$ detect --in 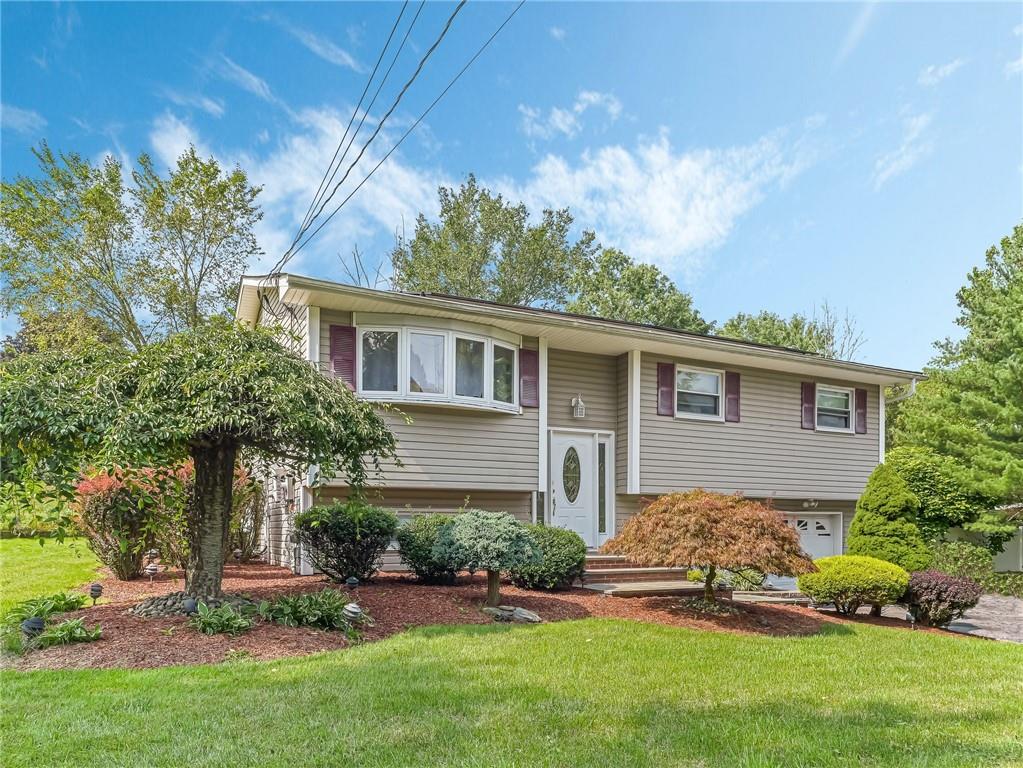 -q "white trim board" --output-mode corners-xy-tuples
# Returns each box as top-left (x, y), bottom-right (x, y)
(627, 350), (641, 493)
